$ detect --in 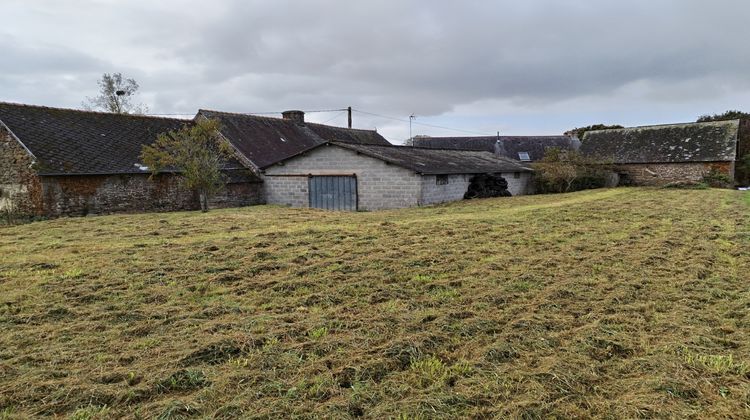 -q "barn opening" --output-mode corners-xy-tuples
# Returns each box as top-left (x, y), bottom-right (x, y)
(308, 175), (357, 211)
